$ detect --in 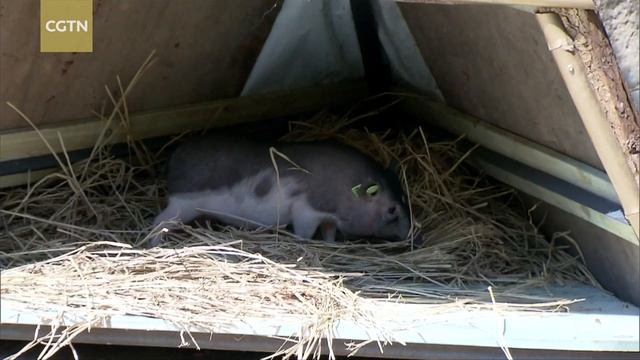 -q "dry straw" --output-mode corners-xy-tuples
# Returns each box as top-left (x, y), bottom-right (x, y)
(1, 53), (597, 359)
